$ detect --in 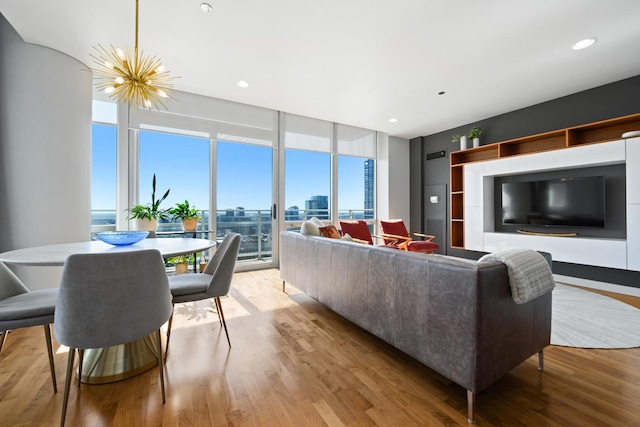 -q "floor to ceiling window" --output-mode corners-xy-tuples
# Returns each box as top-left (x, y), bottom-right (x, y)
(91, 94), (382, 269)
(336, 124), (377, 223)
(282, 114), (333, 226)
(338, 156), (375, 220)
(216, 140), (274, 263)
(91, 123), (117, 236)
(285, 150), (331, 221)
(138, 130), (210, 233)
